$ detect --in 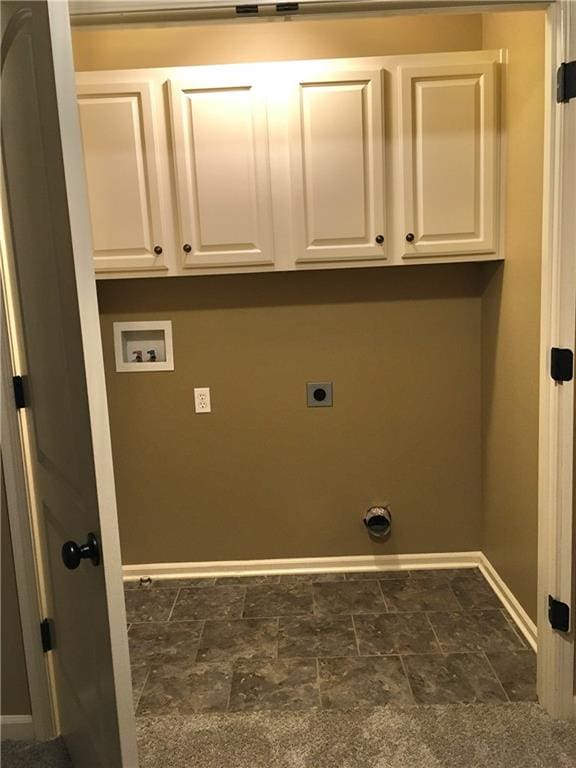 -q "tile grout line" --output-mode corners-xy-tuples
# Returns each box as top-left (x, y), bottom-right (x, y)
(350, 614), (362, 656)
(424, 612), (446, 656)
(394, 607), (502, 615)
(482, 651), (511, 703)
(275, 617), (280, 660)
(166, 588), (181, 622)
(240, 586), (248, 619)
(376, 580), (390, 612)
(309, 583), (318, 617)
(163, 649), (499, 668)
(187, 654), (370, 664)
(133, 667), (151, 715)
(224, 659), (234, 714)
(498, 608), (530, 650)
(500, 606), (518, 629)
(315, 657), (323, 709)
(194, 619), (207, 662)
(448, 582), (467, 612)
(397, 654), (417, 704)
